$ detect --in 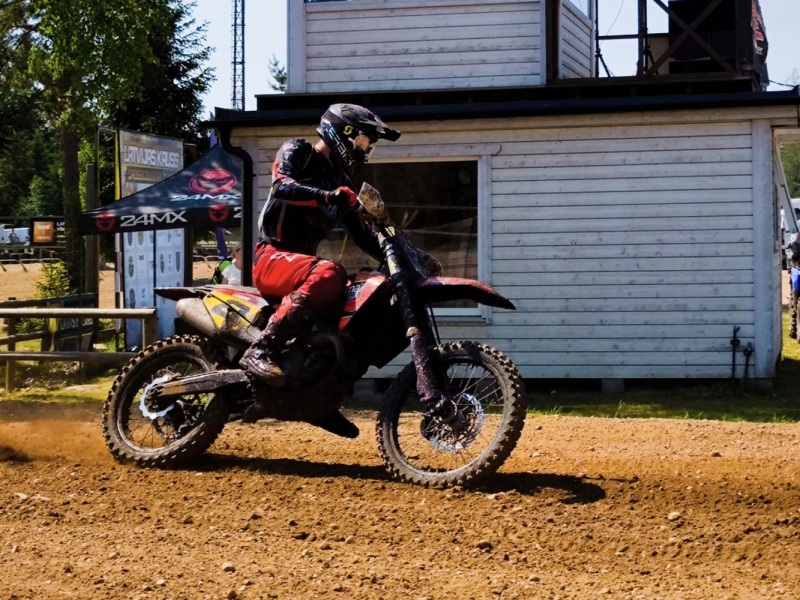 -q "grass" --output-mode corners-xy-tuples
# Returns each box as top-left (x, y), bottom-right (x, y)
(527, 385), (800, 423)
